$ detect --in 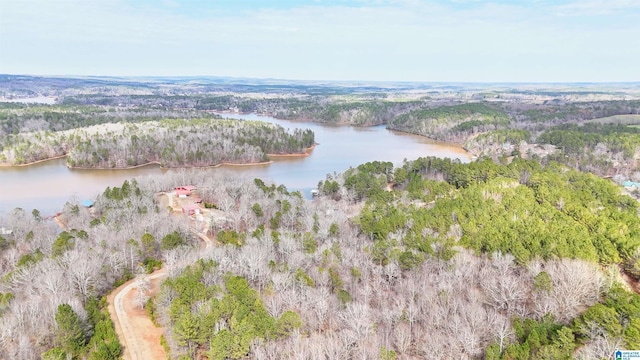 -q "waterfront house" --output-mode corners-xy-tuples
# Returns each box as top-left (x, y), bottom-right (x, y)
(182, 204), (201, 216)
(175, 185), (197, 197)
